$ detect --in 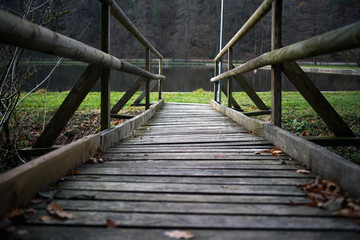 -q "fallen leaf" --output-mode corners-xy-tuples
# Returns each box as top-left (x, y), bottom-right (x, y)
(164, 230), (194, 239)
(333, 208), (360, 219)
(106, 218), (122, 229)
(296, 169), (310, 174)
(30, 195), (44, 204)
(46, 202), (73, 219)
(254, 151), (261, 155)
(40, 215), (53, 222)
(221, 185), (229, 189)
